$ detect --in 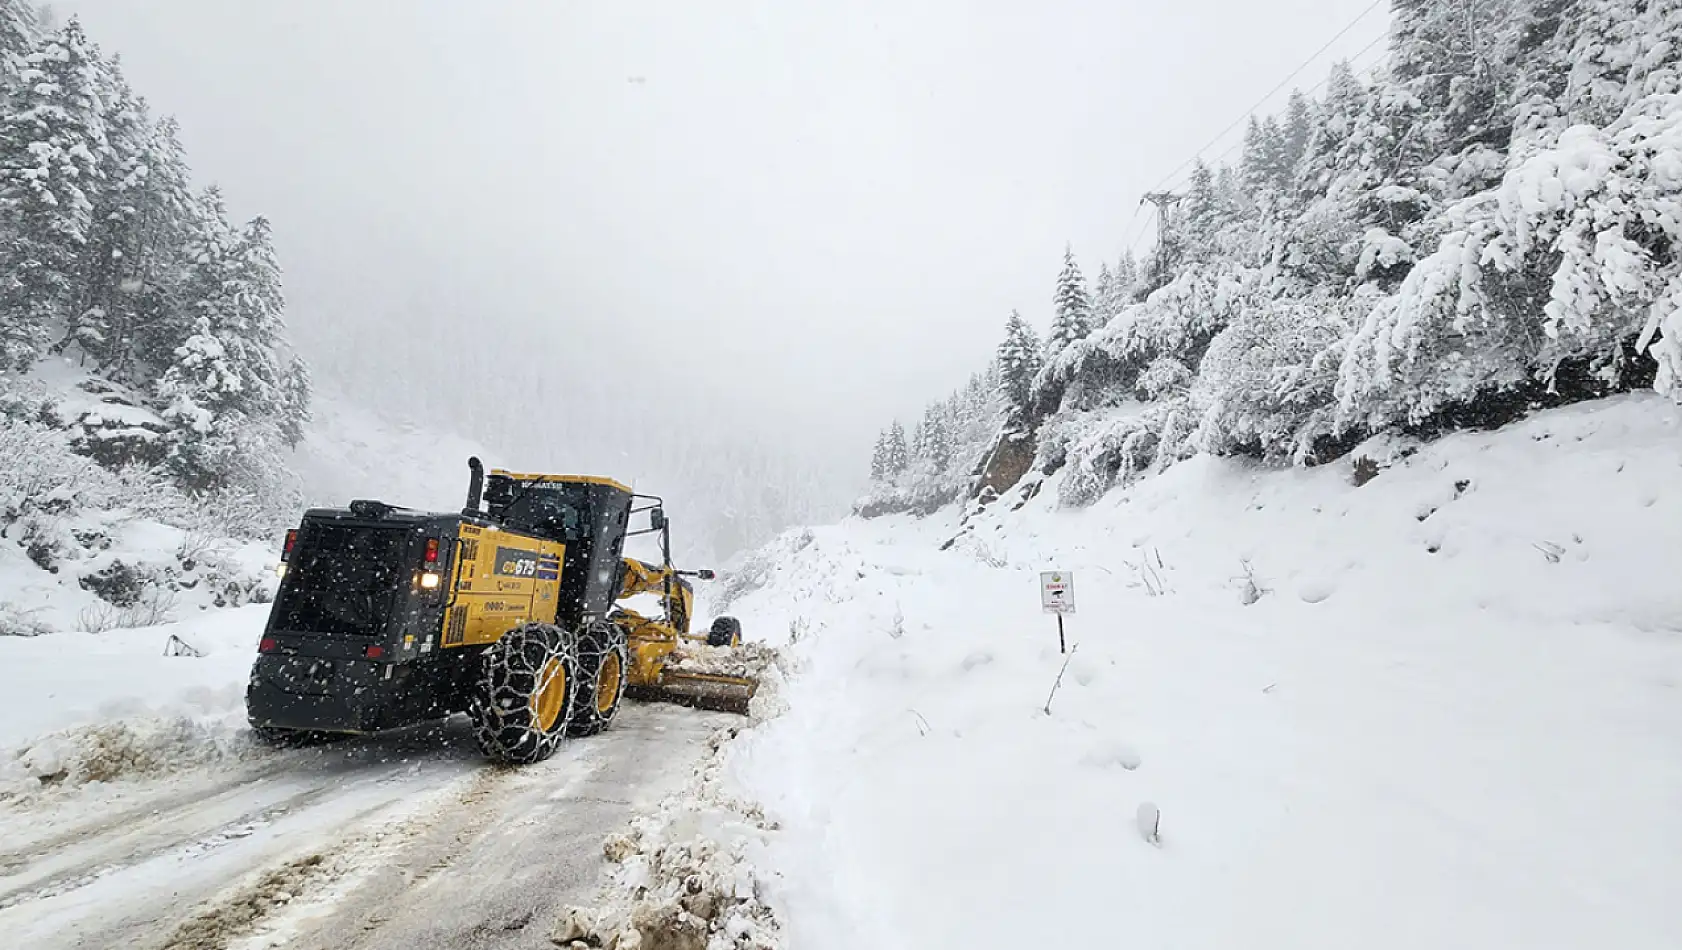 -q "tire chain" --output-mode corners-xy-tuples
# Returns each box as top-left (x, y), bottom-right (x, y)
(470, 623), (580, 764)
